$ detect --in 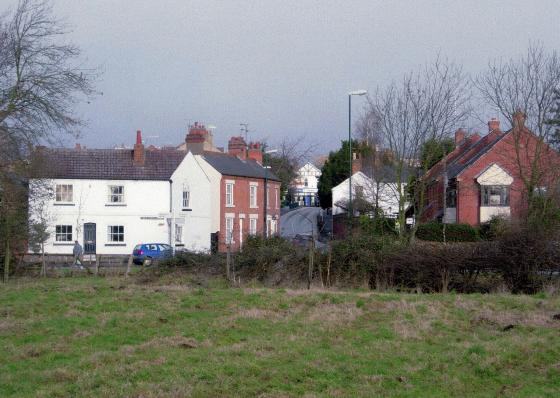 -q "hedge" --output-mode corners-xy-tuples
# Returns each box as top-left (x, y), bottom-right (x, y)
(416, 222), (479, 242)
